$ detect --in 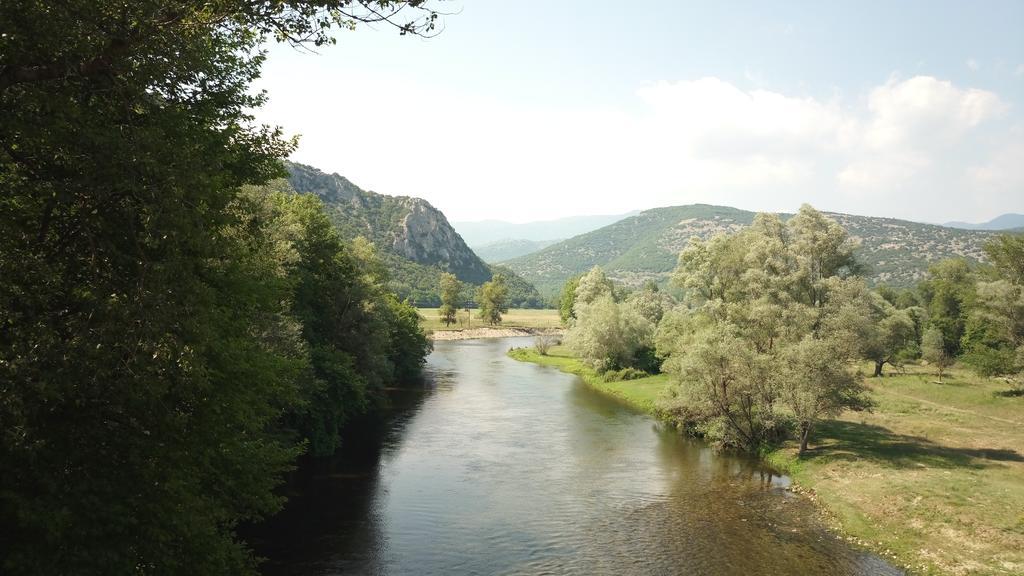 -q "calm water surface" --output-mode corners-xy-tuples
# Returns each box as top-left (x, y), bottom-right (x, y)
(255, 337), (900, 575)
